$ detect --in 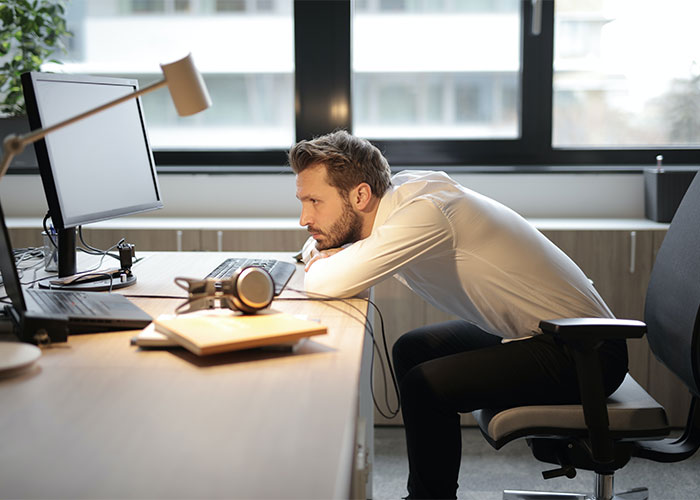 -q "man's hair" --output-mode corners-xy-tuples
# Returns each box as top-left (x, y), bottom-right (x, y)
(288, 130), (392, 198)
